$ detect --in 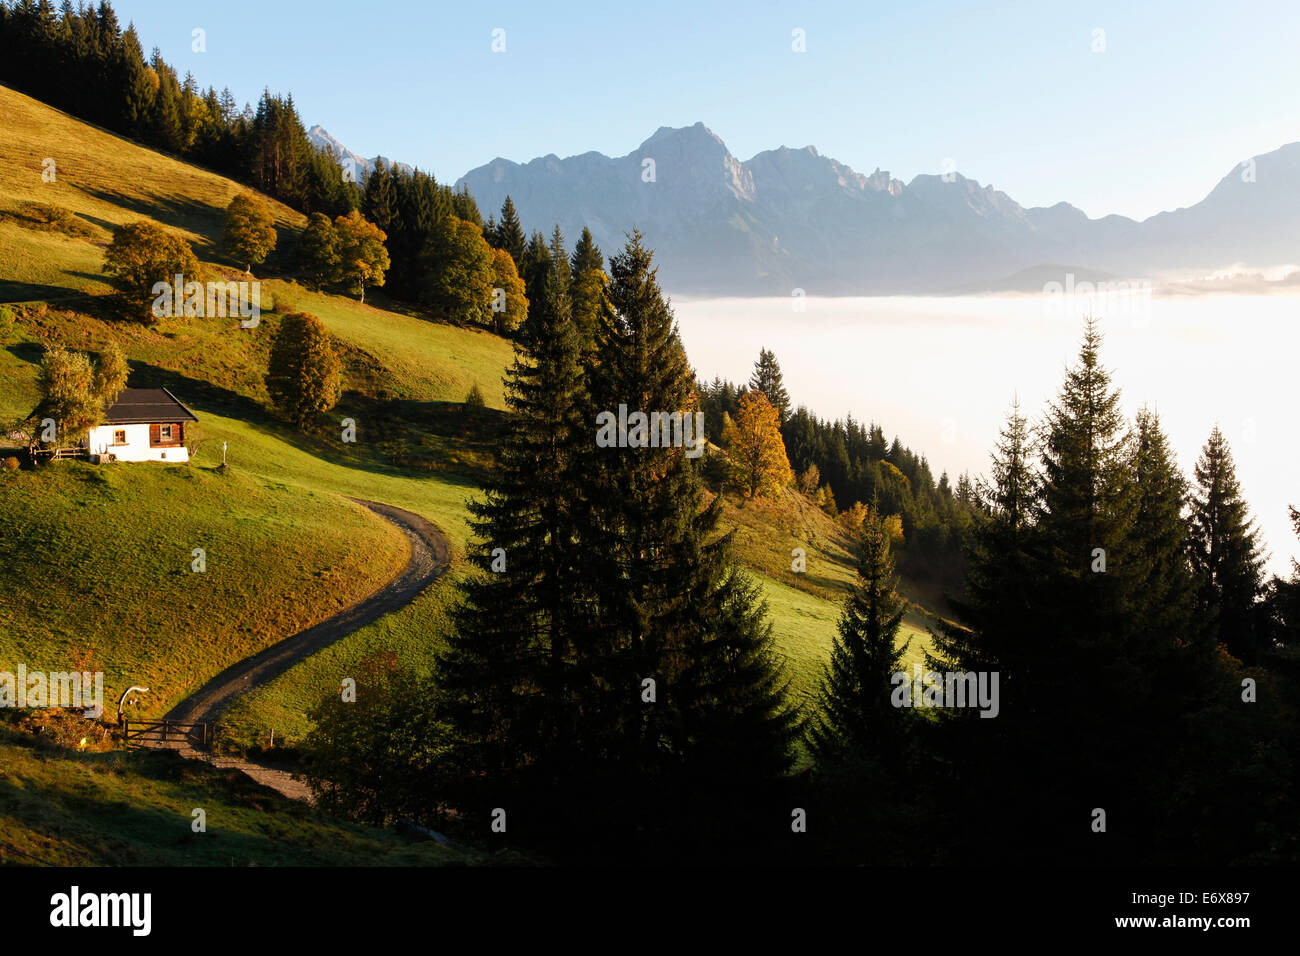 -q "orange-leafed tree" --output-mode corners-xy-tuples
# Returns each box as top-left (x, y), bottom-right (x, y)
(489, 247), (528, 335)
(333, 210), (390, 303)
(722, 389), (793, 499)
(223, 192), (277, 274)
